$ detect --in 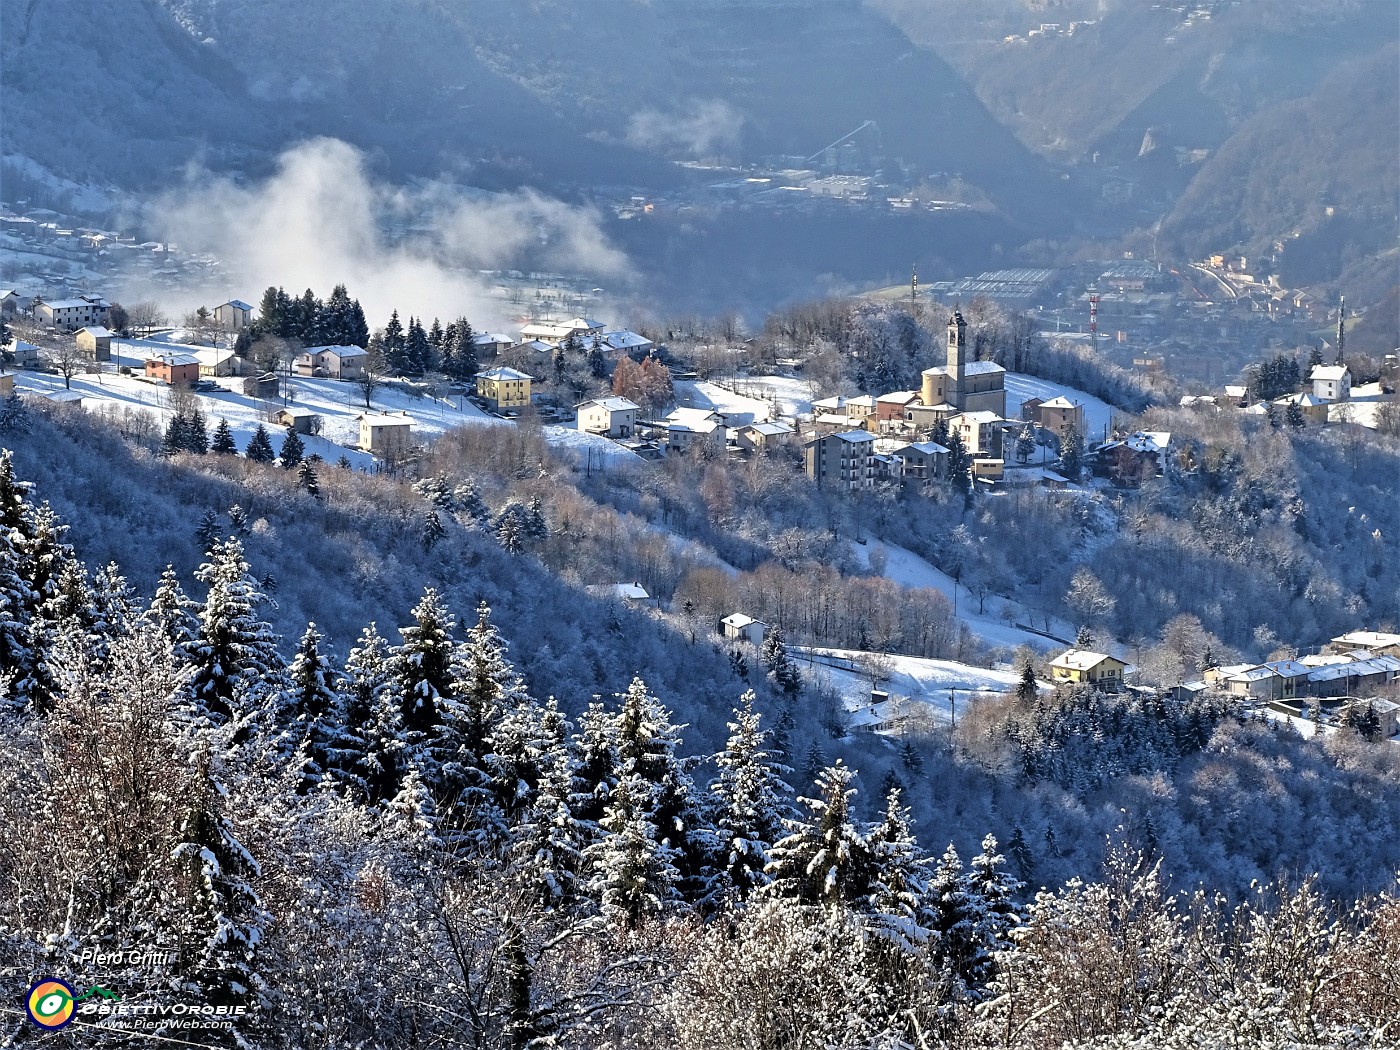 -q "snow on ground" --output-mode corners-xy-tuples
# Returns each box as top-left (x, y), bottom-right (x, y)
(19, 335), (644, 469)
(796, 645), (1021, 726)
(849, 538), (1074, 653)
(673, 380), (774, 425)
(1004, 372), (1121, 445)
(721, 375), (815, 419)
